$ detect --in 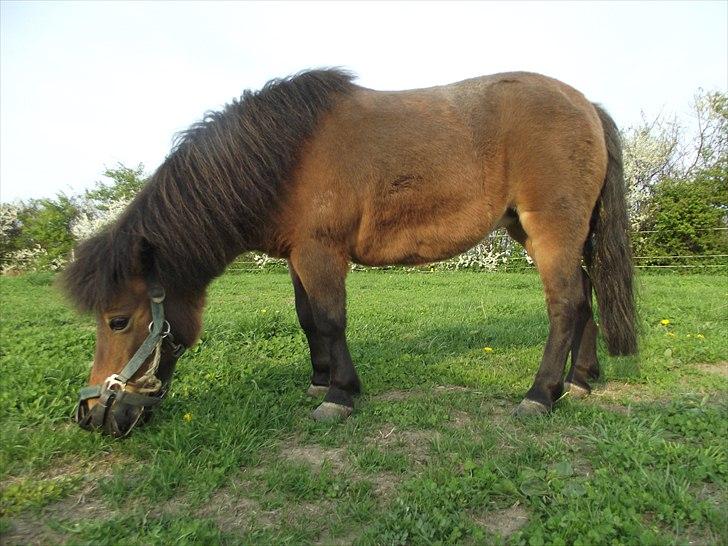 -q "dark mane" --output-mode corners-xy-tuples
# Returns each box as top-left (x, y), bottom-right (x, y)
(62, 69), (356, 311)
